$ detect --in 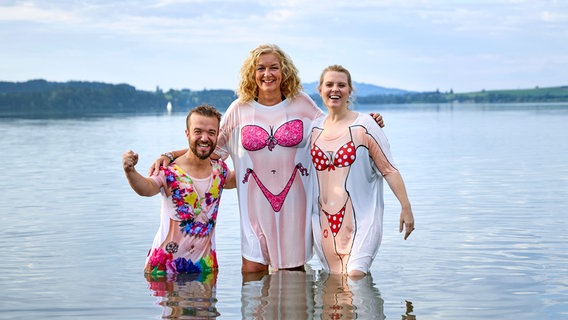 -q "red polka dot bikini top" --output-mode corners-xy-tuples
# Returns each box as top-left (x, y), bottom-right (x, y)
(310, 141), (357, 171)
